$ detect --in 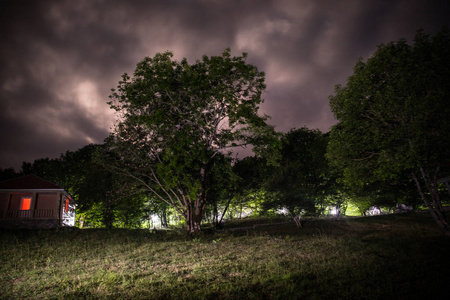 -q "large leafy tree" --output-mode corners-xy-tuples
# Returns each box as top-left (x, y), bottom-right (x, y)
(327, 28), (450, 235)
(106, 49), (278, 234)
